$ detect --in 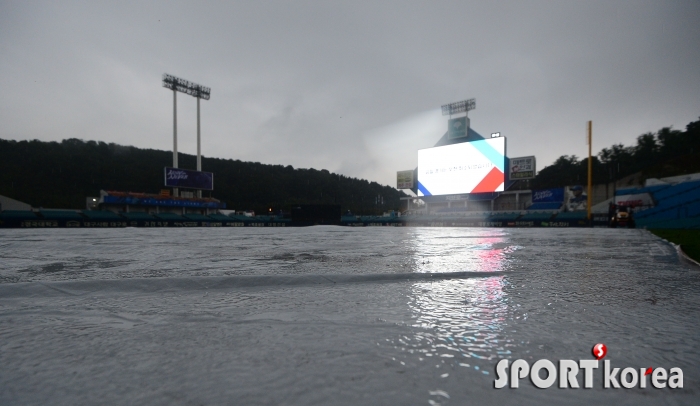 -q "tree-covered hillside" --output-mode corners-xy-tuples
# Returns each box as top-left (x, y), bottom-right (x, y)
(0, 138), (407, 214)
(4, 116), (697, 211)
(531, 117), (700, 189)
